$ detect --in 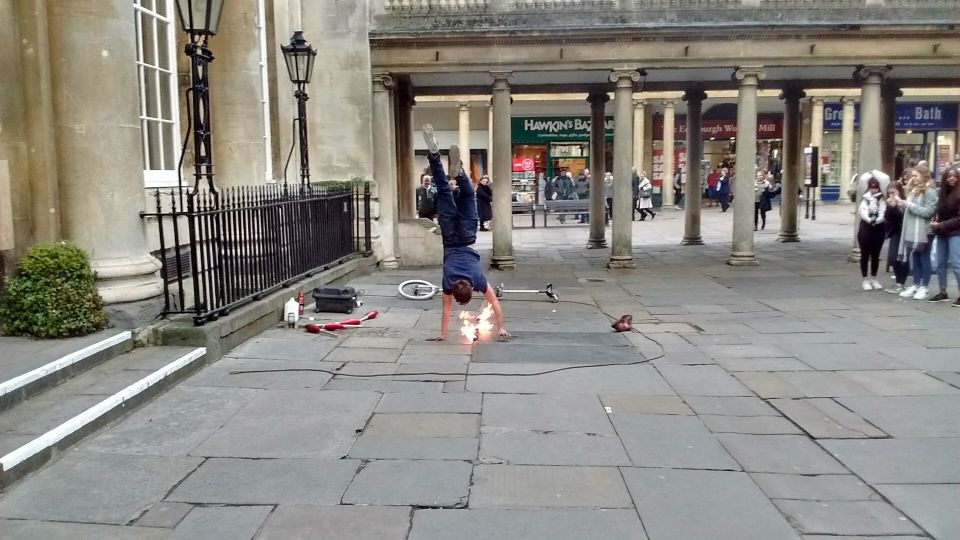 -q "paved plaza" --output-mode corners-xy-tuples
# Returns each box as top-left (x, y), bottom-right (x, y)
(1, 204), (958, 539)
